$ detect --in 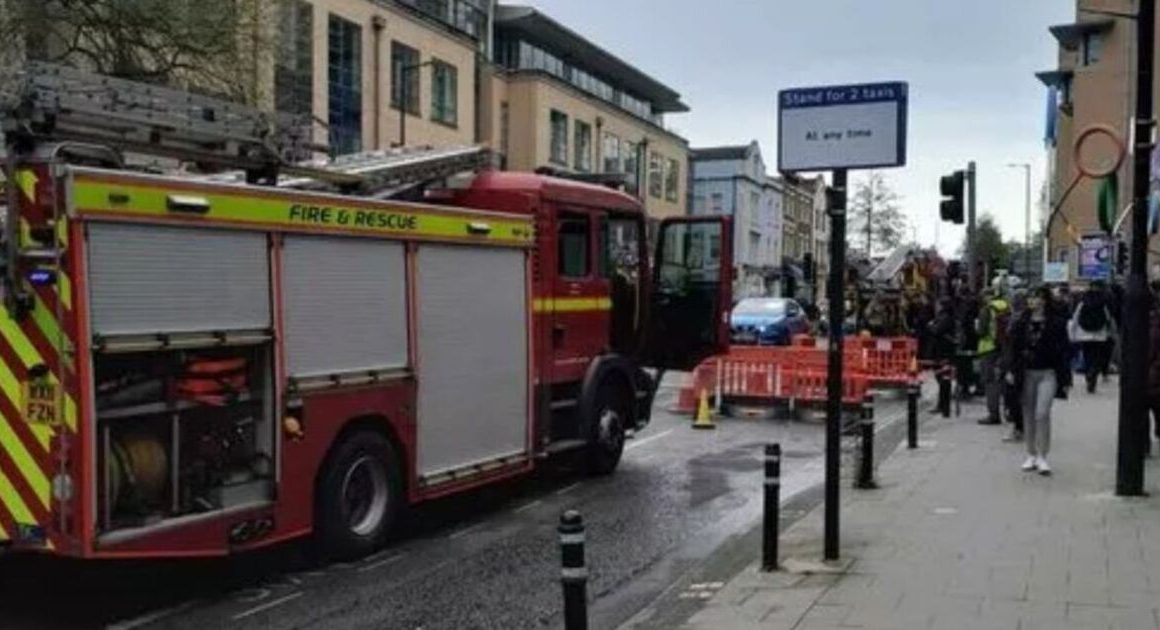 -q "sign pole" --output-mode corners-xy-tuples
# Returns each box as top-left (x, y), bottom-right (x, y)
(777, 81), (907, 561)
(824, 168), (847, 561)
(1116, 0), (1154, 497)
